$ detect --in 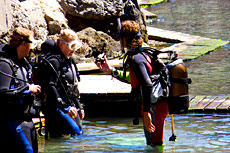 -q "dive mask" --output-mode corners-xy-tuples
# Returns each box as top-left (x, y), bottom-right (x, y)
(30, 39), (38, 49)
(64, 40), (82, 51)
